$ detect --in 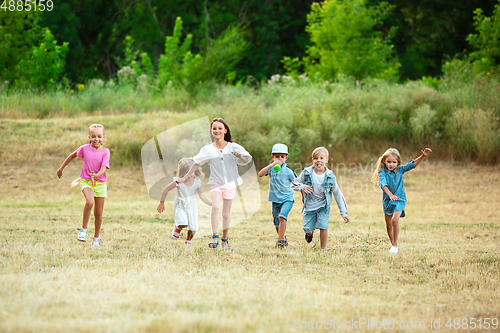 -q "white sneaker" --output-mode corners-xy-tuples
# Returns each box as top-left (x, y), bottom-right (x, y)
(390, 246), (398, 253)
(77, 228), (87, 242)
(92, 237), (101, 247)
